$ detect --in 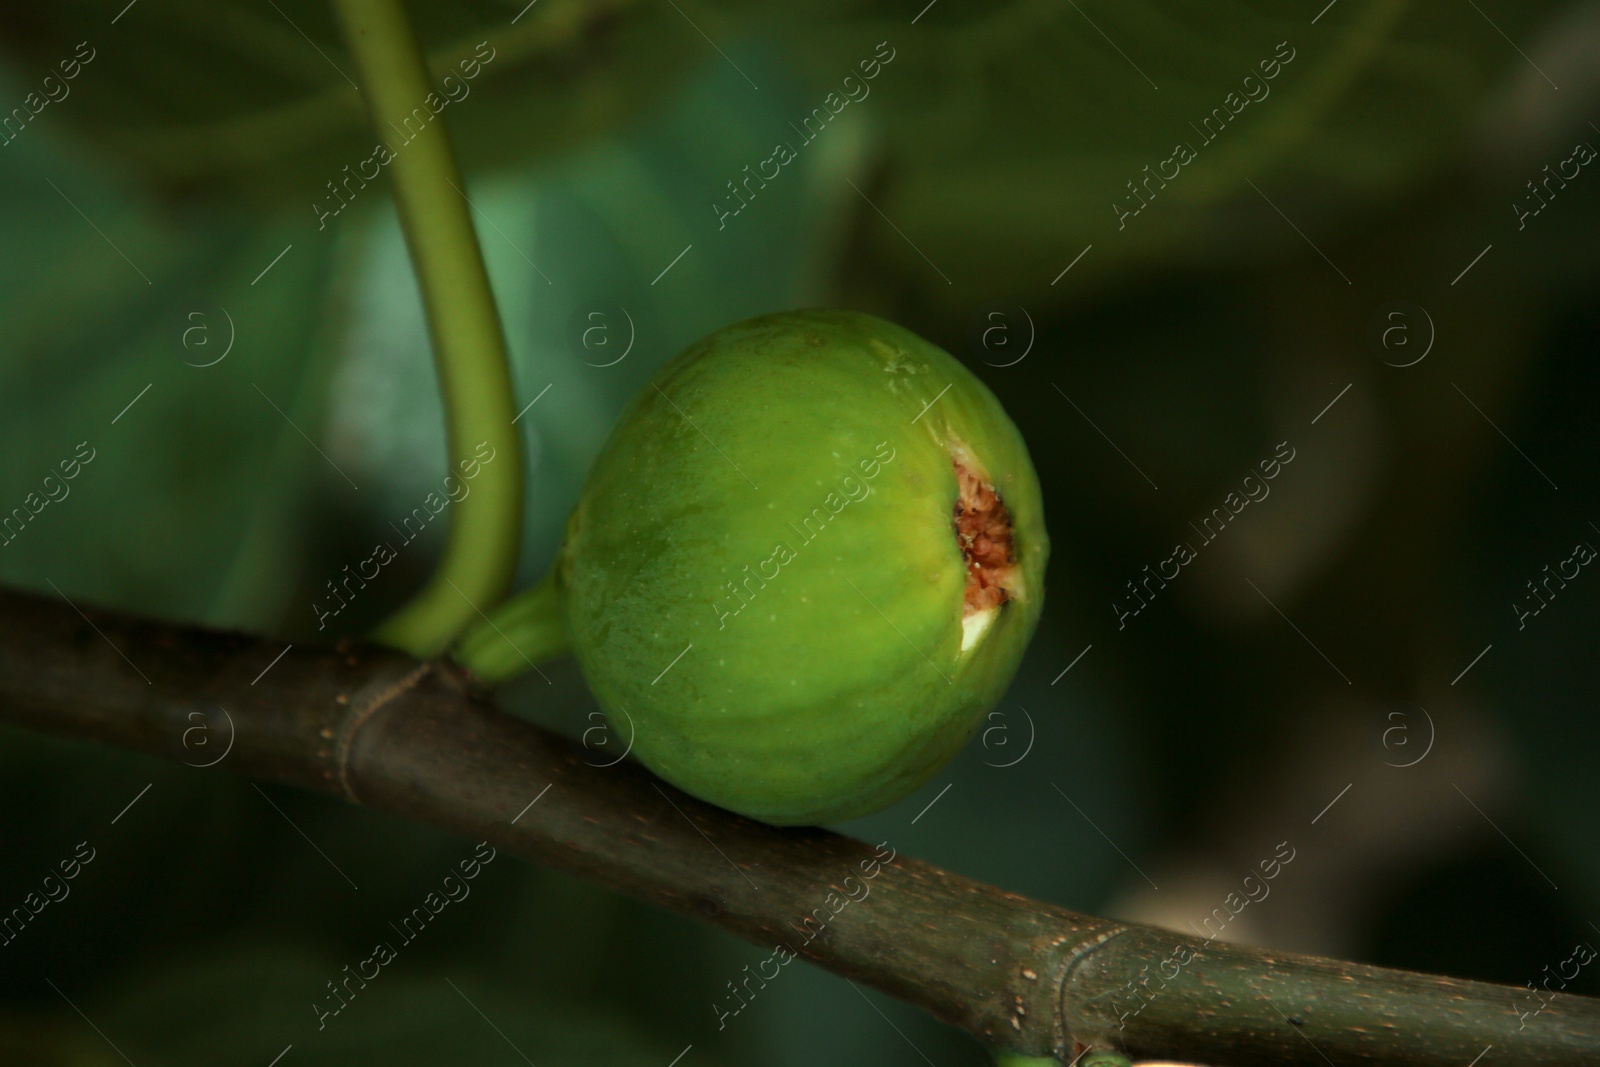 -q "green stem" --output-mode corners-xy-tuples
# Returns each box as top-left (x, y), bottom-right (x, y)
(332, 0), (524, 657)
(453, 567), (571, 682)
